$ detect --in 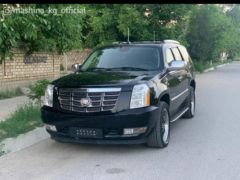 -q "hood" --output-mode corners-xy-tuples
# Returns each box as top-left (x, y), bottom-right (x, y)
(52, 71), (158, 88)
